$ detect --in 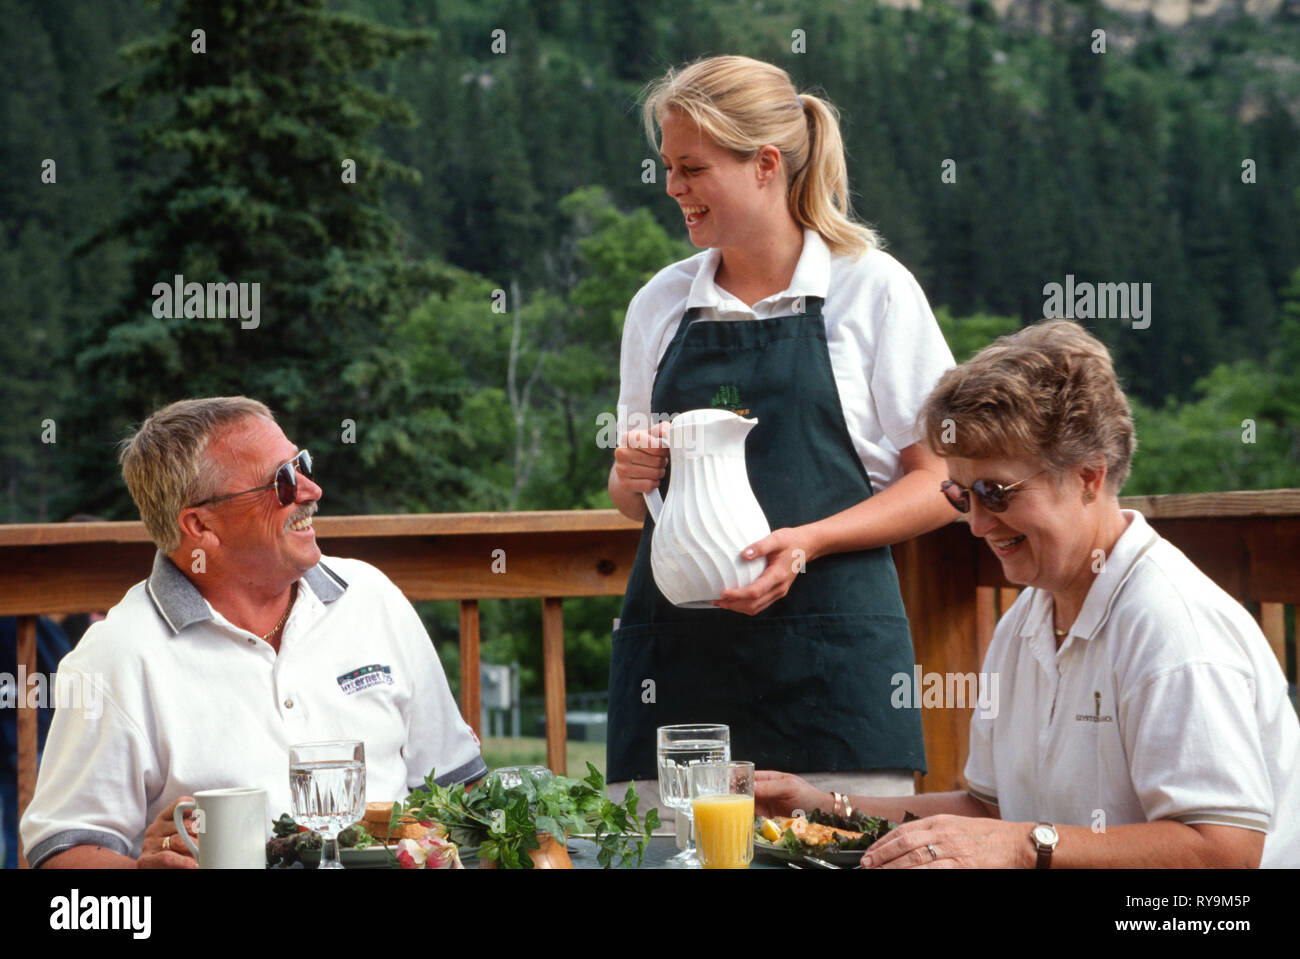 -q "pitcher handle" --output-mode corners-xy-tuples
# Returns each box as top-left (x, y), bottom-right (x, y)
(642, 489), (663, 524)
(173, 800), (201, 858)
